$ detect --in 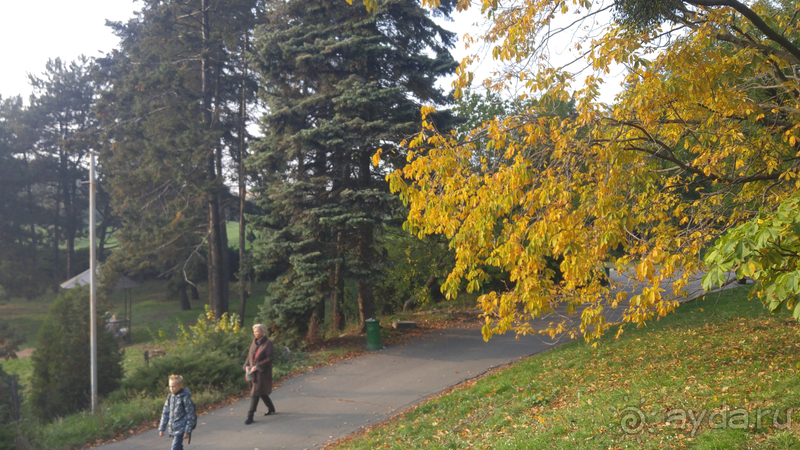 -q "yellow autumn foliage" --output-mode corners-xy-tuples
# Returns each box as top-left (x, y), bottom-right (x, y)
(379, 0), (800, 341)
